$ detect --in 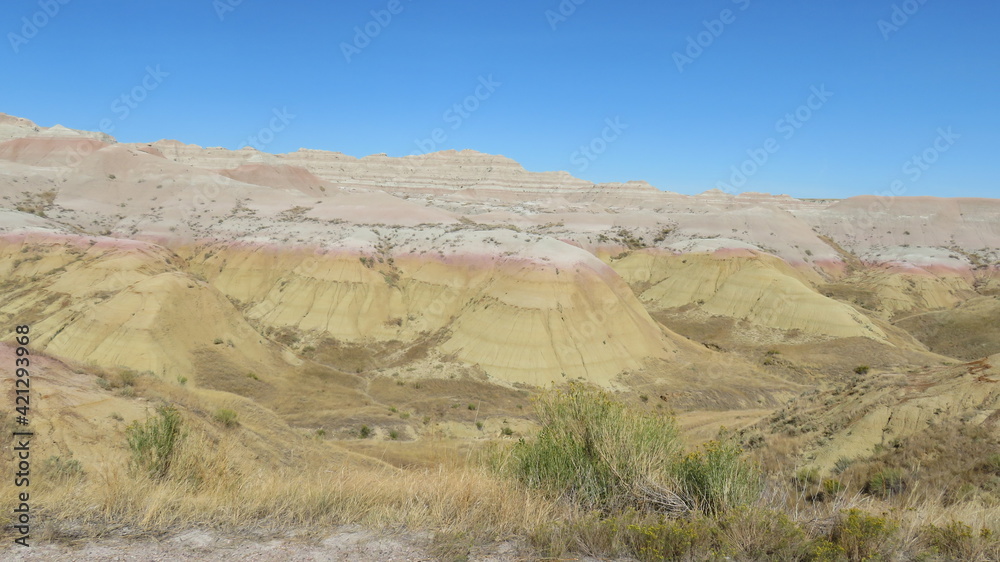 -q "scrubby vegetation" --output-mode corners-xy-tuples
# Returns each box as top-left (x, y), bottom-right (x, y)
(125, 405), (184, 479)
(4, 384), (999, 560)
